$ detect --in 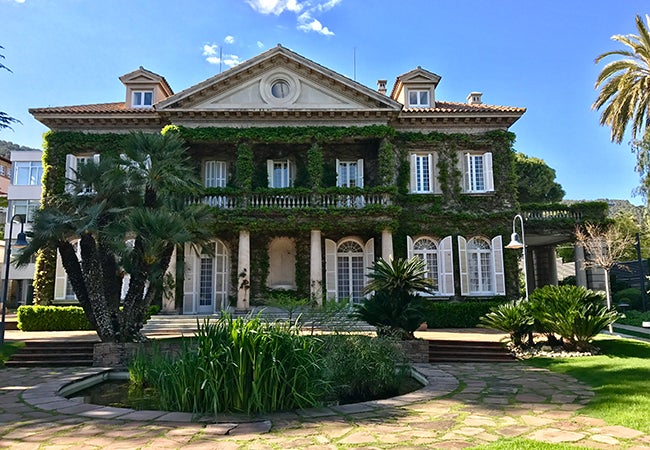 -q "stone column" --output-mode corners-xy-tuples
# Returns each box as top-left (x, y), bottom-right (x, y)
(574, 243), (587, 288)
(310, 230), (323, 305)
(237, 230), (251, 311)
(162, 247), (176, 313)
(381, 229), (393, 261)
